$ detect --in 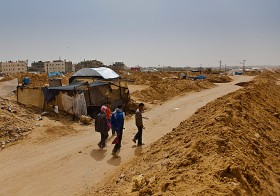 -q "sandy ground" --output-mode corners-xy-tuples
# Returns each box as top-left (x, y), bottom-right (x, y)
(91, 71), (280, 195)
(0, 75), (254, 196)
(127, 84), (149, 93)
(0, 78), (18, 98)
